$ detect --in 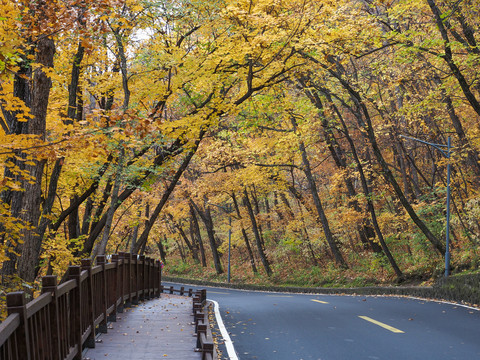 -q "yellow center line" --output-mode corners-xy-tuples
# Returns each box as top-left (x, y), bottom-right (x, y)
(358, 316), (404, 333)
(266, 295), (293, 298)
(208, 291), (230, 295)
(311, 299), (329, 304)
